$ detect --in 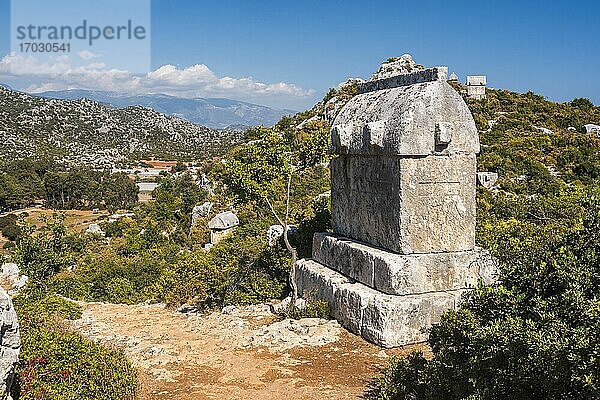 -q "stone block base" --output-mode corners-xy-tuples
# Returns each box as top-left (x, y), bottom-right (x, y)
(296, 259), (462, 347)
(312, 233), (497, 296)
